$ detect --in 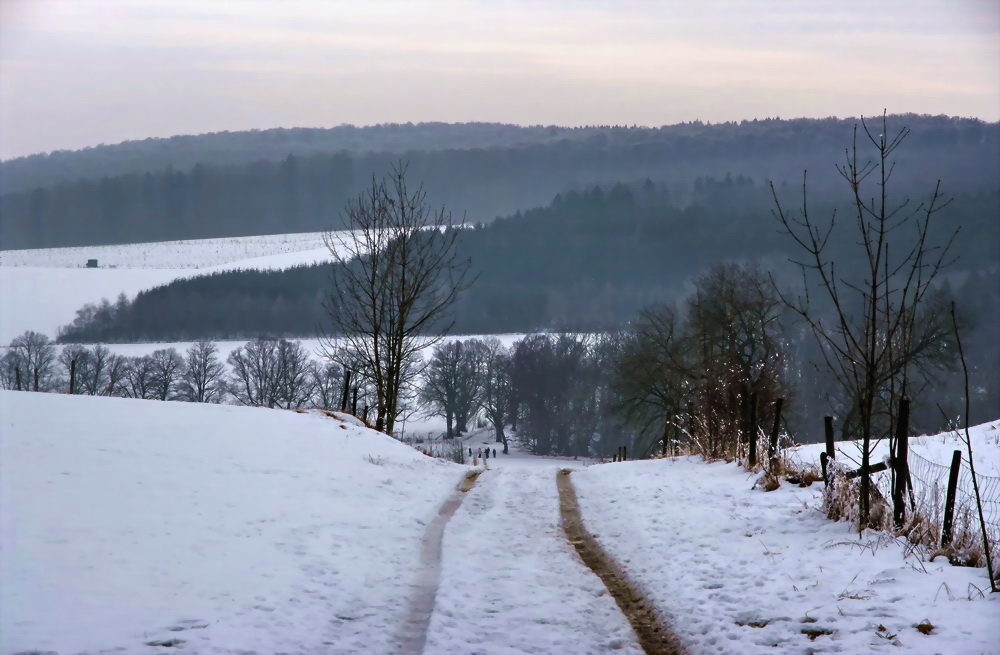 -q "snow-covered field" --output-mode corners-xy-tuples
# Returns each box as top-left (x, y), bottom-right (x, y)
(0, 231), (351, 343)
(574, 452), (1000, 655)
(3, 390), (999, 654)
(0, 390), (464, 655)
(0, 232), (334, 270)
